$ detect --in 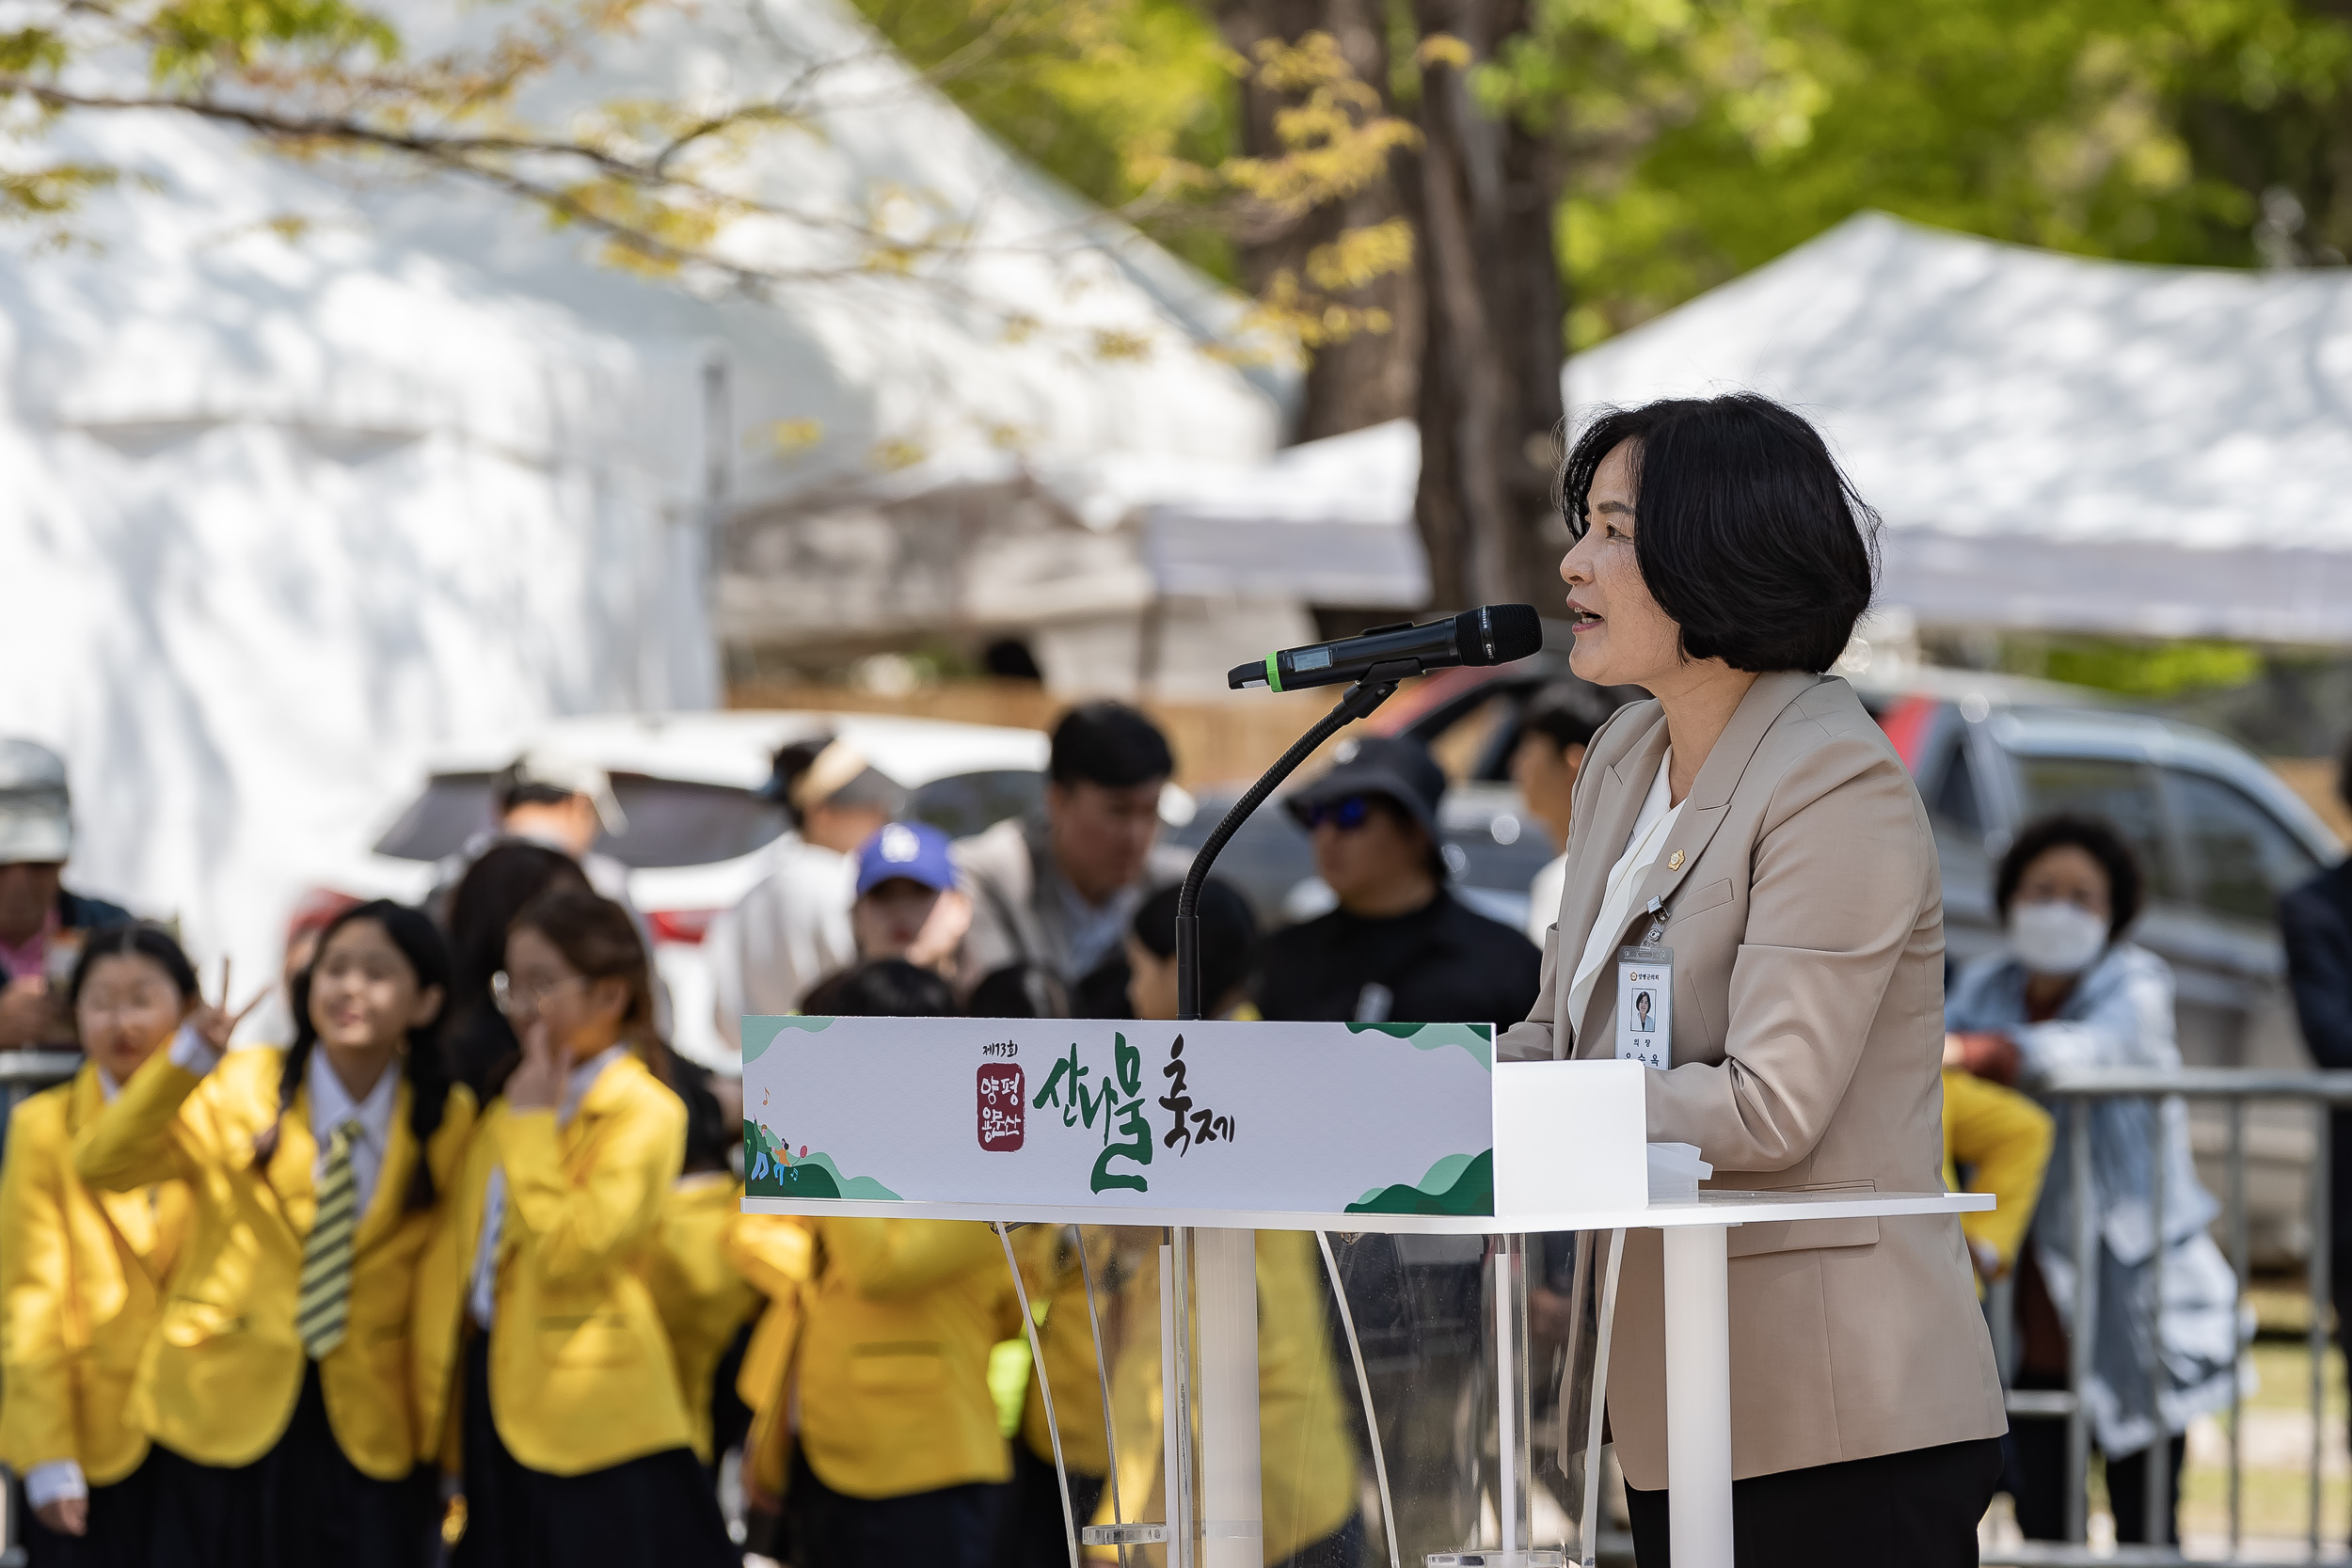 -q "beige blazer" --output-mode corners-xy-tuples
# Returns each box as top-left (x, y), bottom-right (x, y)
(1497, 670), (2005, 1488)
